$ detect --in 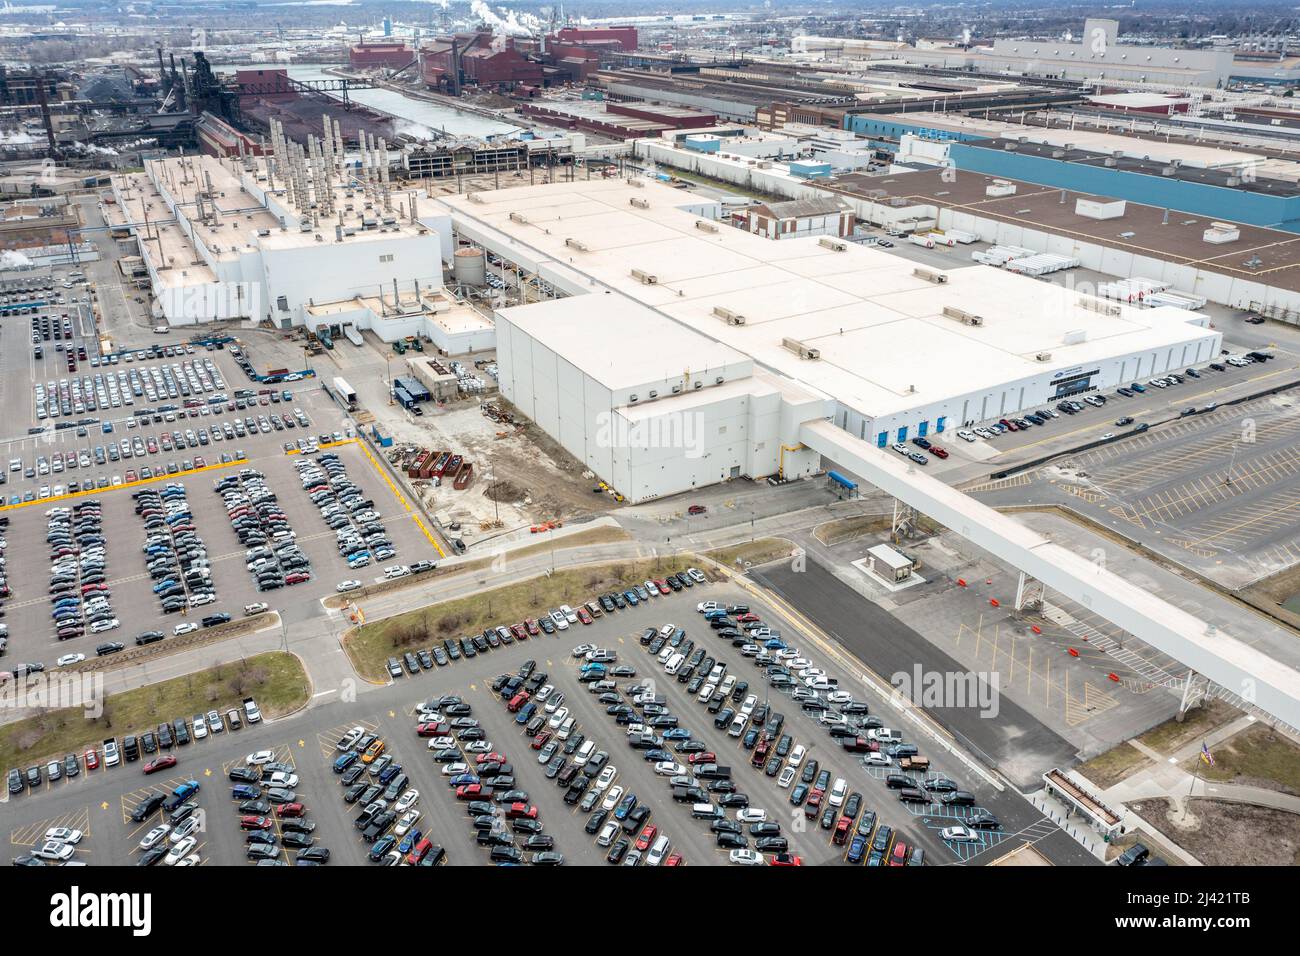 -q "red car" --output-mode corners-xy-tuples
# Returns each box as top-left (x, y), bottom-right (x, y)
(475, 752), (507, 765)
(285, 572), (310, 585)
(664, 852), (684, 867)
(416, 722), (448, 738)
(530, 732), (551, 751)
(406, 836), (435, 866)
(889, 842), (910, 866)
(929, 445), (949, 460)
(143, 755), (177, 775)
(83, 749), (99, 771)
(455, 784), (484, 800)
(735, 612), (760, 623)
(576, 608), (593, 625)
(654, 580), (671, 595)
(276, 802), (306, 818)
(239, 815), (273, 830)
(510, 624), (527, 642)
(688, 752), (717, 765)
(635, 824), (658, 851)
(524, 619), (540, 636)
(687, 504), (706, 515)
(769, 853), (803, 866)
(125, 470), (138, 483)
(506, 802), (537, 820)
(833, 817), (852, 846)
